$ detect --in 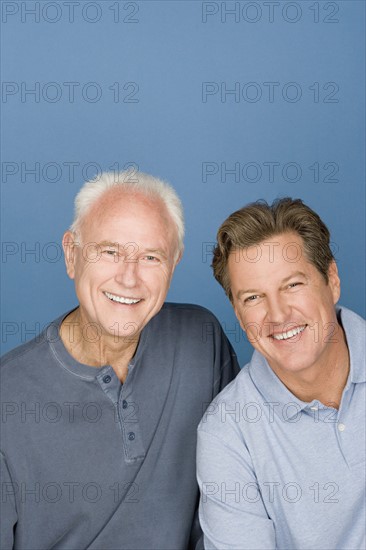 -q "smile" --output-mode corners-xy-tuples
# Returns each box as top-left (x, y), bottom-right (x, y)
(271, 325), (306, 341)
(104, 291), (141, 305)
